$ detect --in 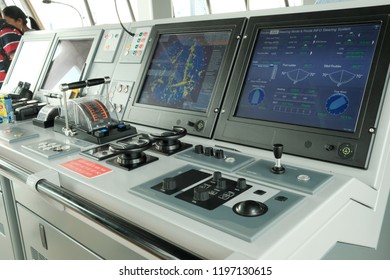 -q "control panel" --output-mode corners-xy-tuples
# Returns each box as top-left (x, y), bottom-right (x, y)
(120, 27), (152, 64)
(128, 142), (332, 241)
(22, 138), (80, 160)
(130, 165), (305, 242)
(108, 80), (134, 120)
